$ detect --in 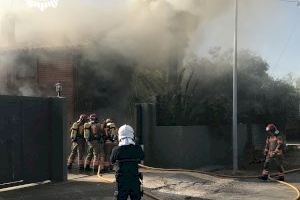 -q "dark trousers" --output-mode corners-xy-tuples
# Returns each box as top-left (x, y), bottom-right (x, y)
(116, 178), (141, 200)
